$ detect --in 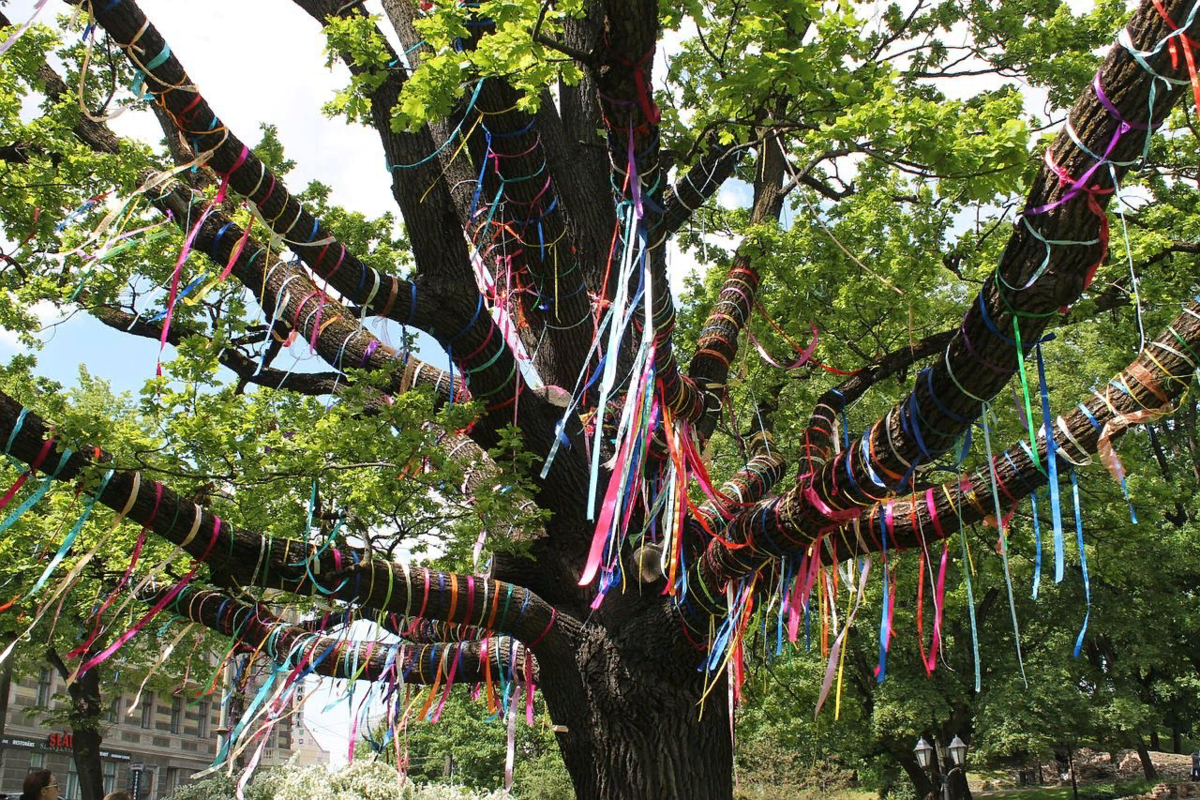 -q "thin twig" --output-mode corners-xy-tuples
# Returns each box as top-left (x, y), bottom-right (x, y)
(776, 139), (904, 295)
